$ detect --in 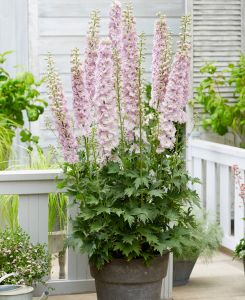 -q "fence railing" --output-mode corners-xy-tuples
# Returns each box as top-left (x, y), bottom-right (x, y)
(187, 139), (245, 251)
(0, 169), (173, 299)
